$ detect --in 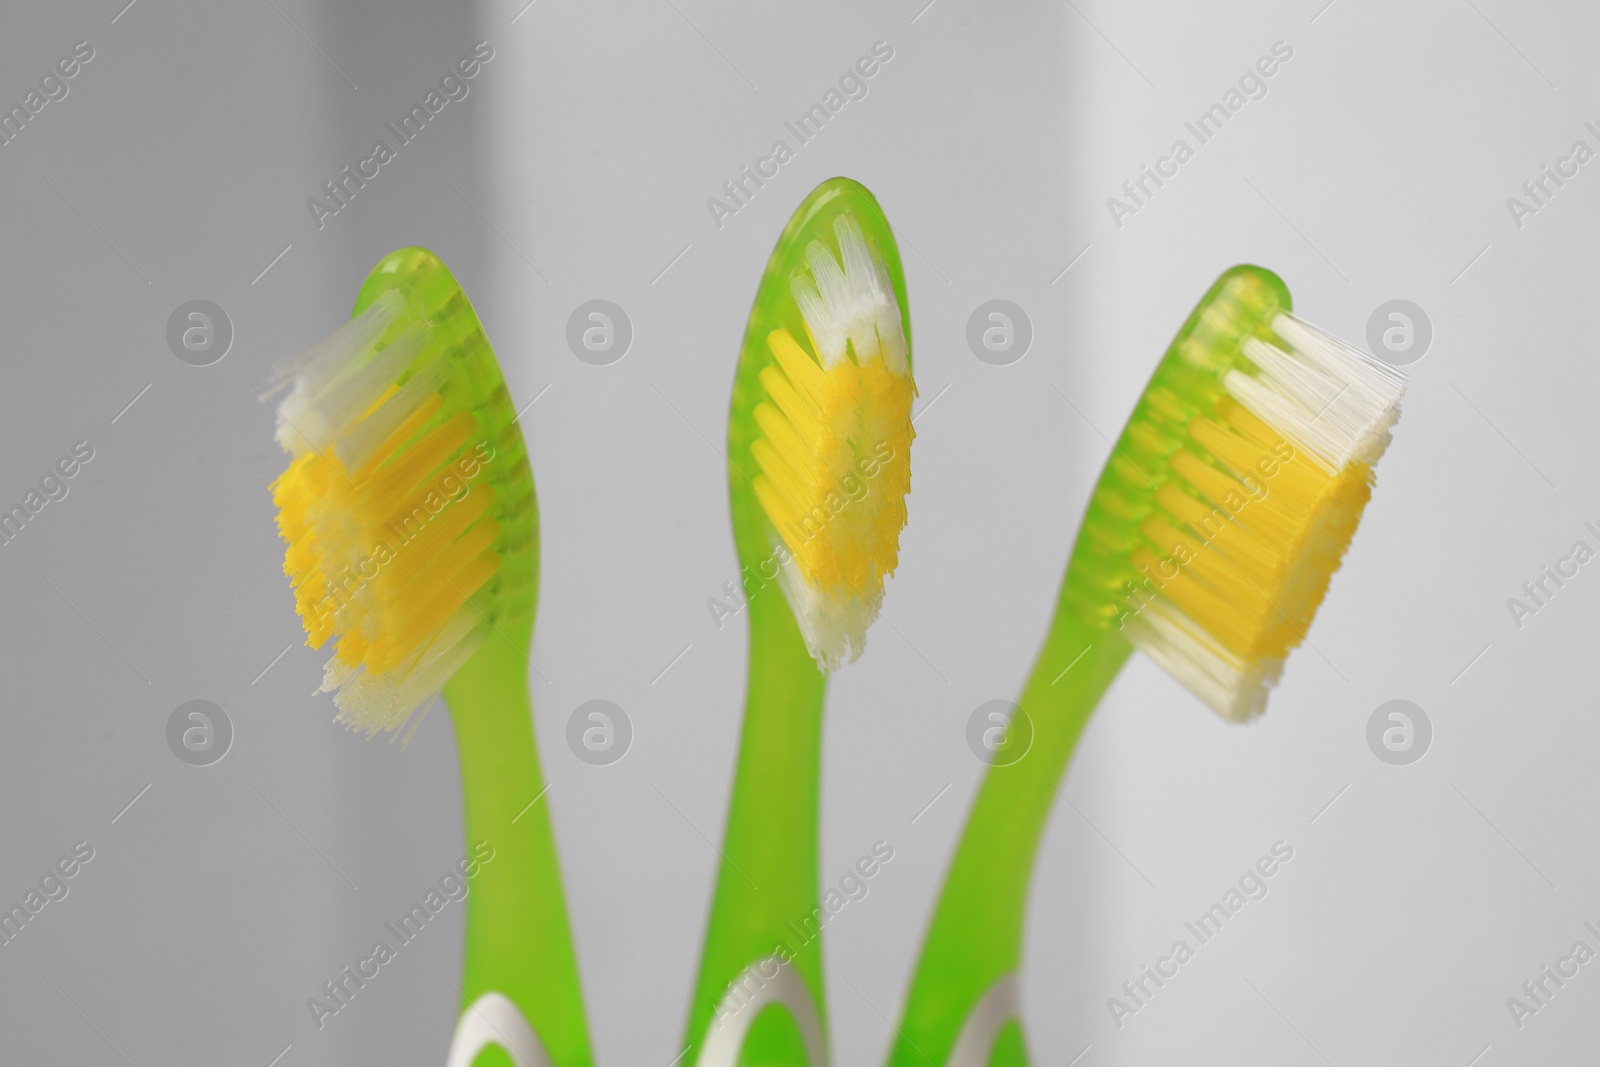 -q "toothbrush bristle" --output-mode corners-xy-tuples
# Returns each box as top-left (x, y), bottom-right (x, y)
(1074, 272), (1406, 721)
(270, 293), (505, 735)
(751, 215), (915, 671)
